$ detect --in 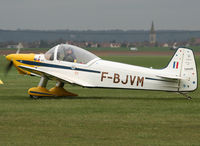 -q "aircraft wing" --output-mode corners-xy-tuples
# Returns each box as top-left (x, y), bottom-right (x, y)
(18, 65), (93, 87)
(0, 80), (3, 85)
